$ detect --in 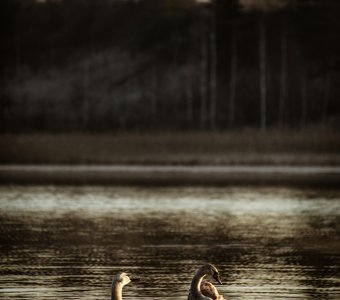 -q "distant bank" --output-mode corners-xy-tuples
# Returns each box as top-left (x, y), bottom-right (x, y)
(0, 165), (339, 188)
(0, 130), (339, 165)
(1, 130), (339, 187)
